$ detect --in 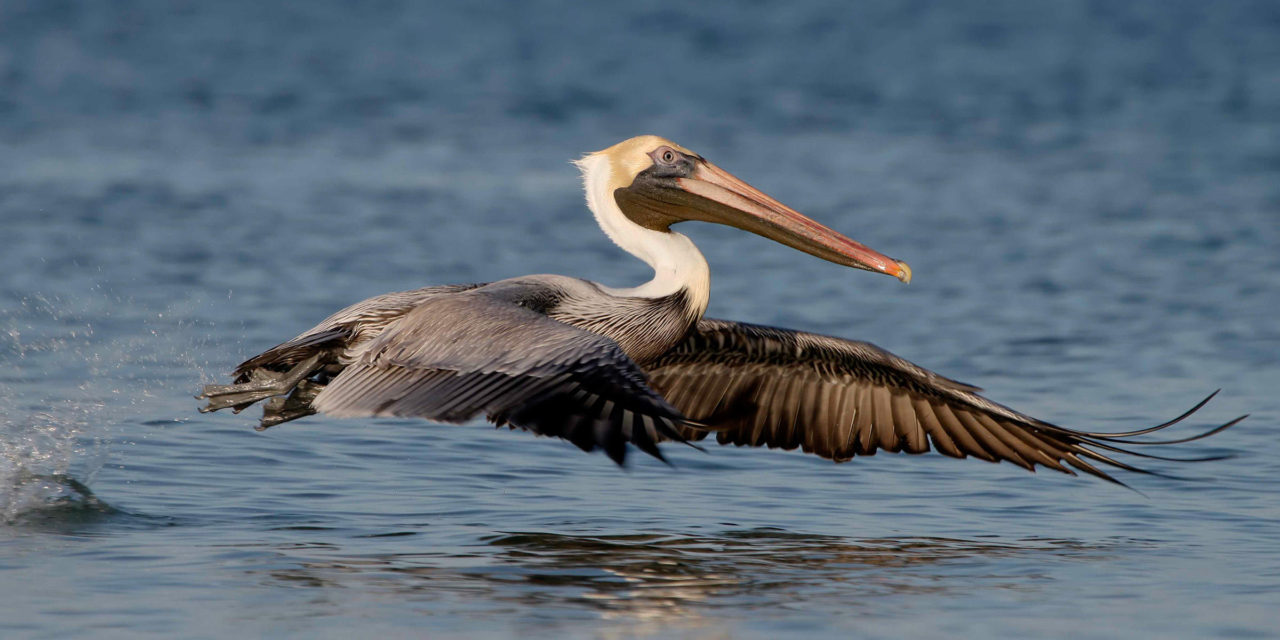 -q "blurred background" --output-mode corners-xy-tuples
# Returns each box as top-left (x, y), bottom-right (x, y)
(1, 1), (1278, 638)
